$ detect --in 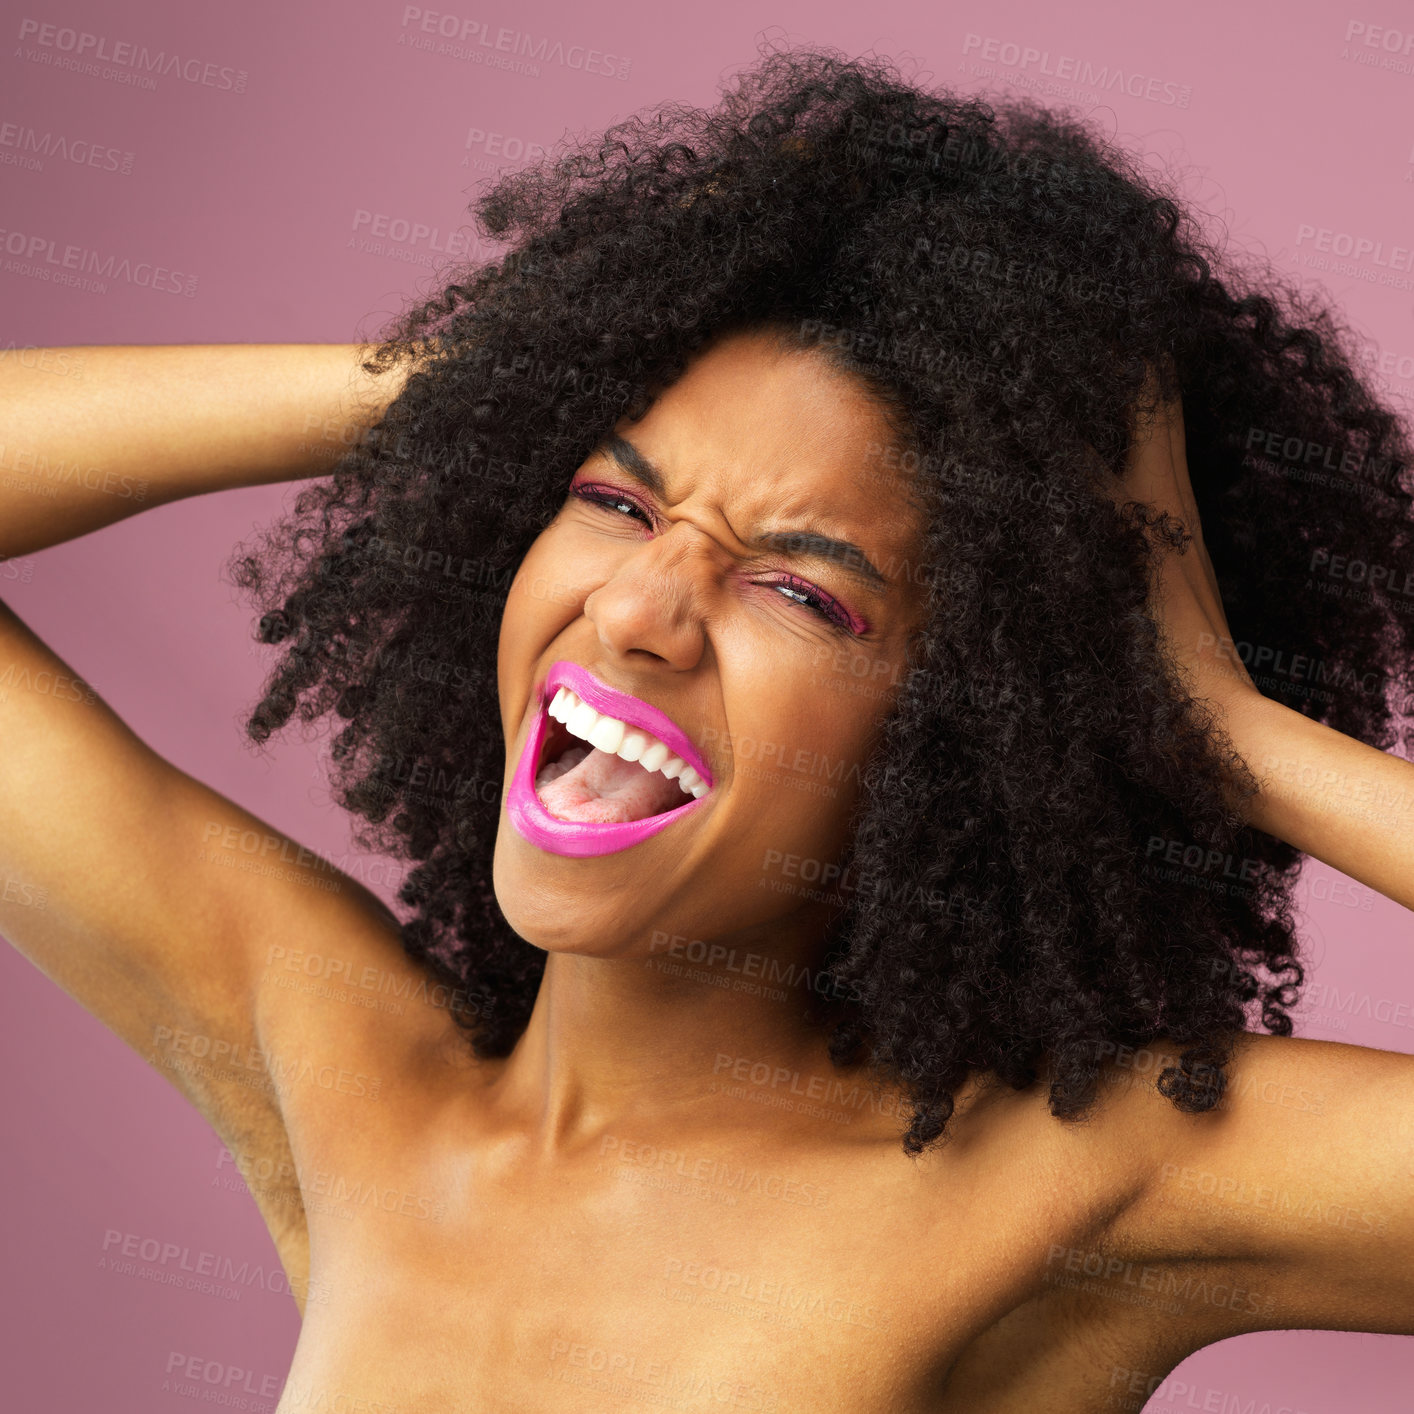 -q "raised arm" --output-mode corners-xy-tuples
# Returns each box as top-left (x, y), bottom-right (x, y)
(0, 344), (422, 1309)
(1102, 376), (1414, 913)
(1100, 1031), (1414, 1344)
(0, 341), (412, 556)
(1221, 692), (1414, 912)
